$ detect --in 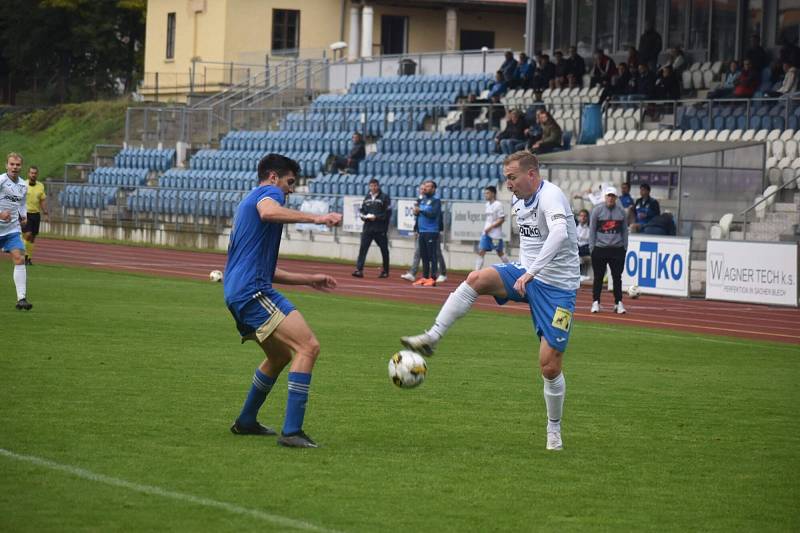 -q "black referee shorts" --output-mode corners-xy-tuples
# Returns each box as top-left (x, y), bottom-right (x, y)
(23, 213), (41, 236)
